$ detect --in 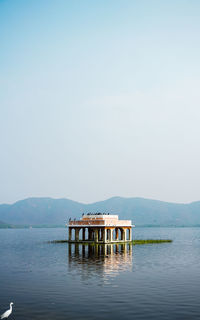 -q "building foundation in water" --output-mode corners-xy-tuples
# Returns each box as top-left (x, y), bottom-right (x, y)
(68, 214), (133, 243)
